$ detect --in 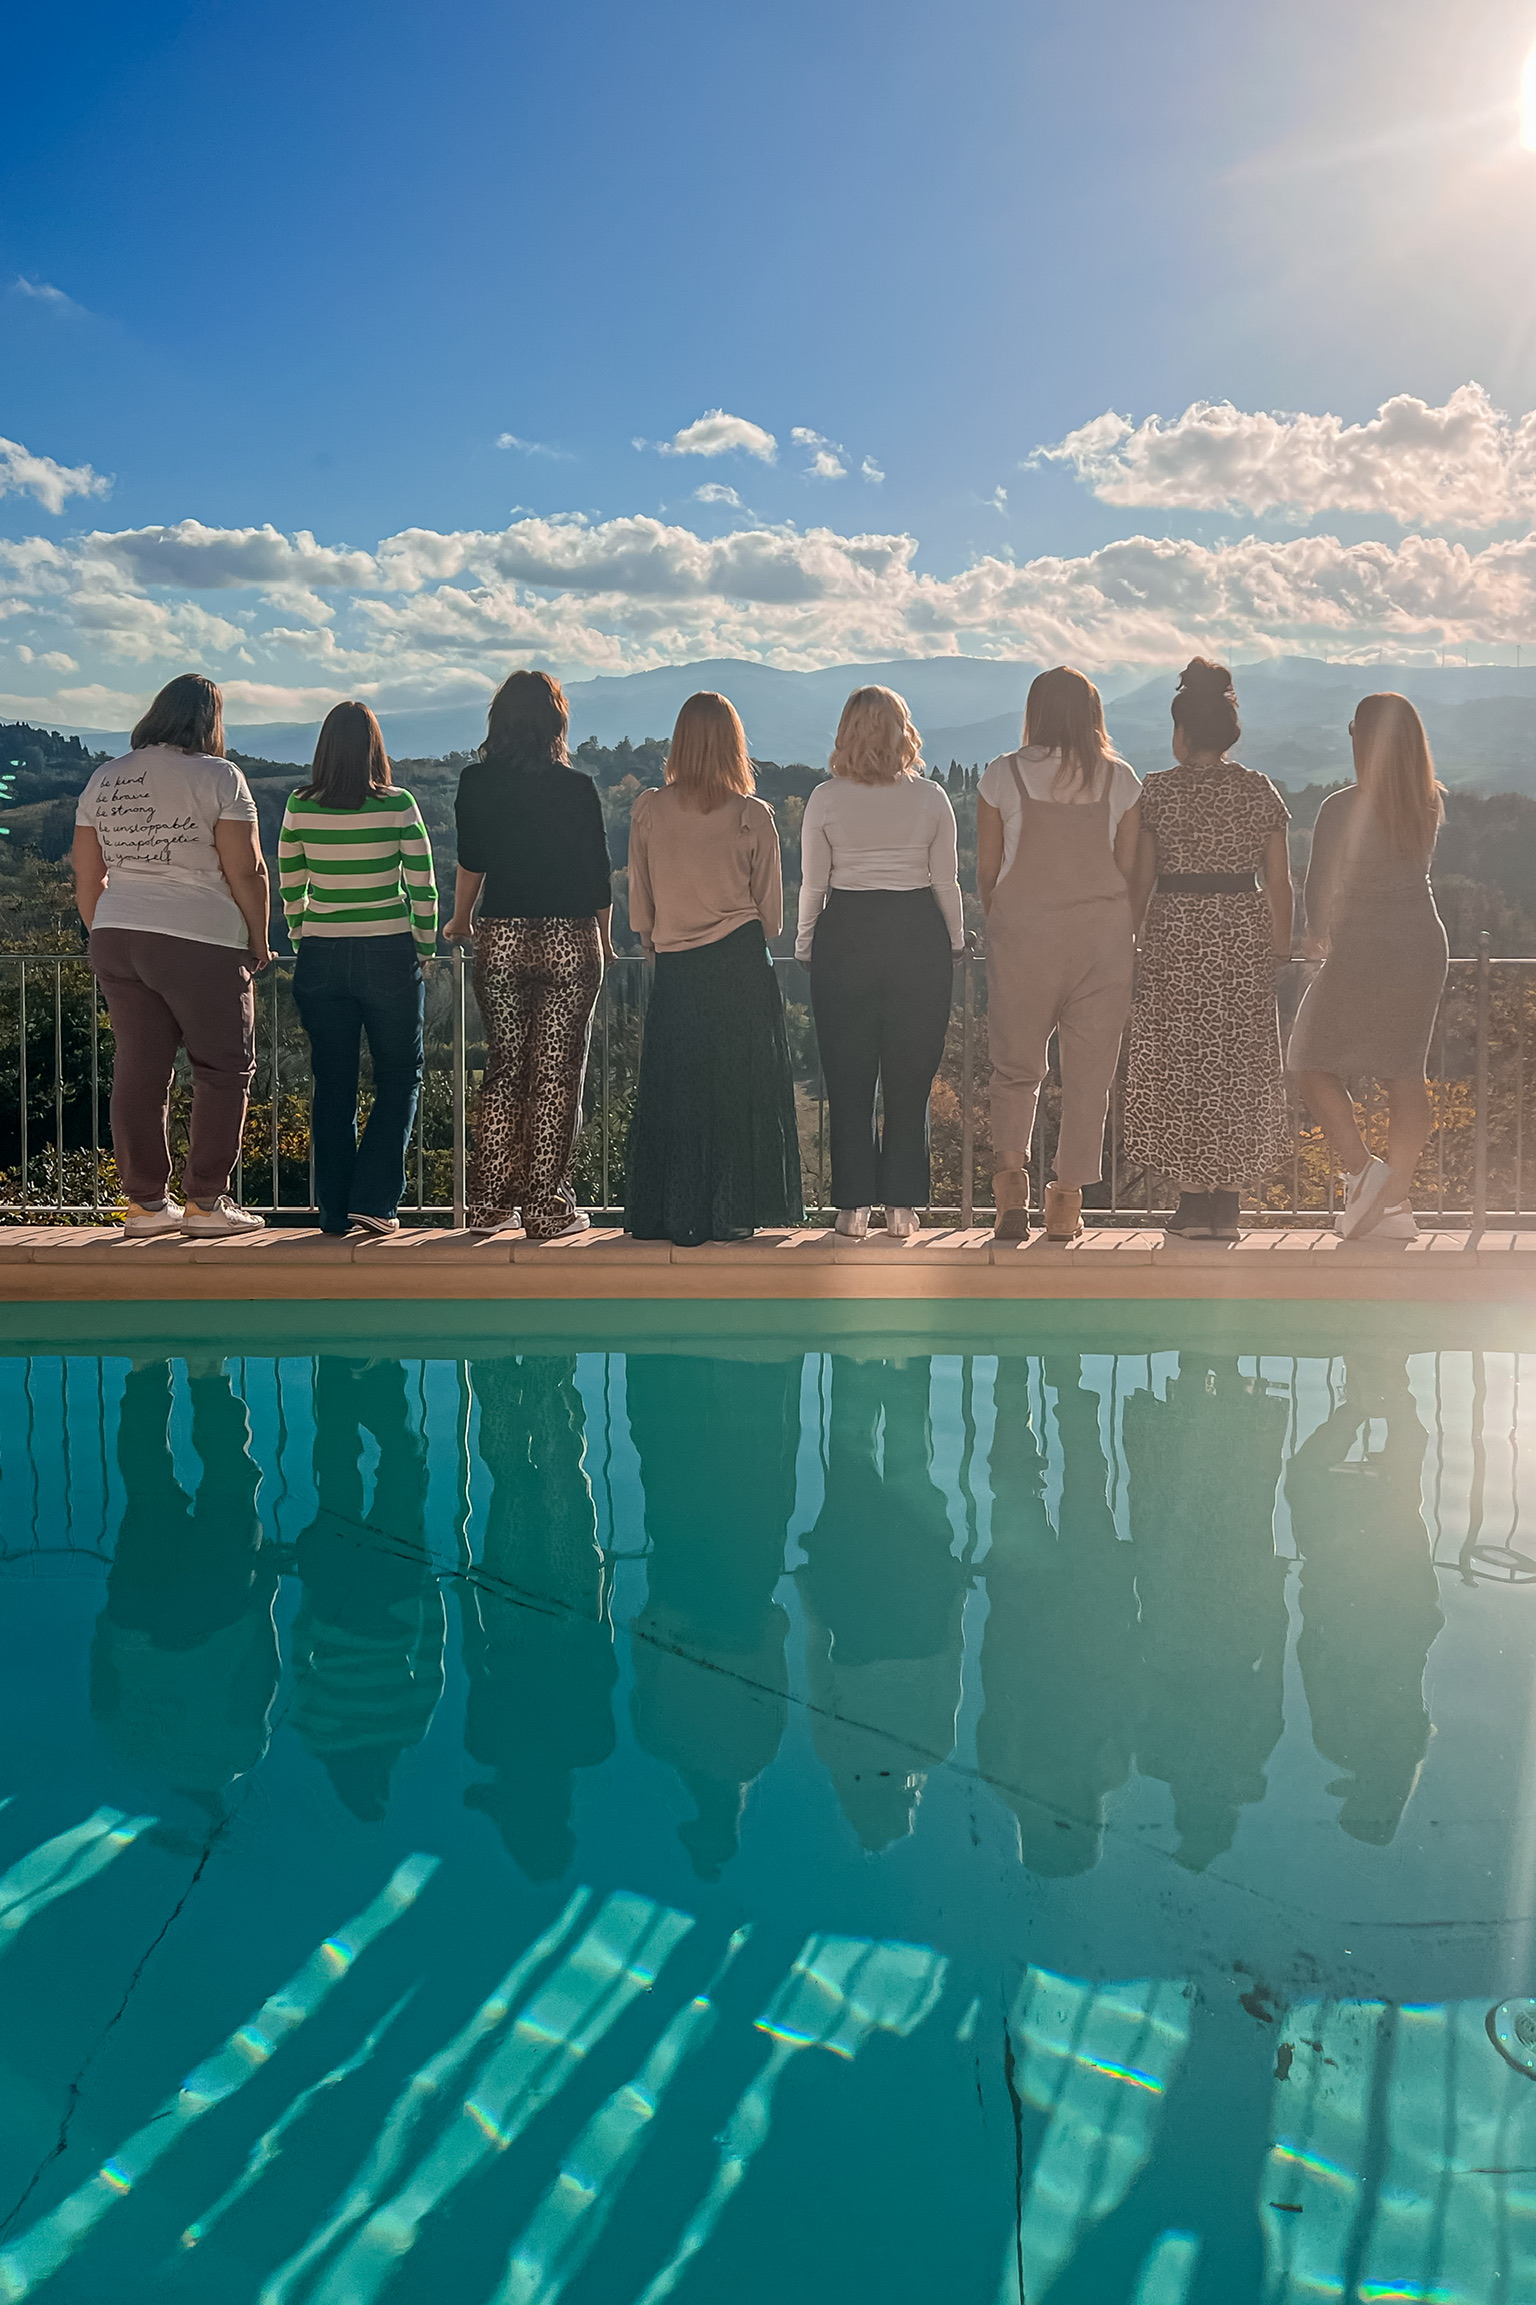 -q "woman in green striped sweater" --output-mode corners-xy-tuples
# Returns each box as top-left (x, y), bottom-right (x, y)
(280, 703), (438, 1234)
